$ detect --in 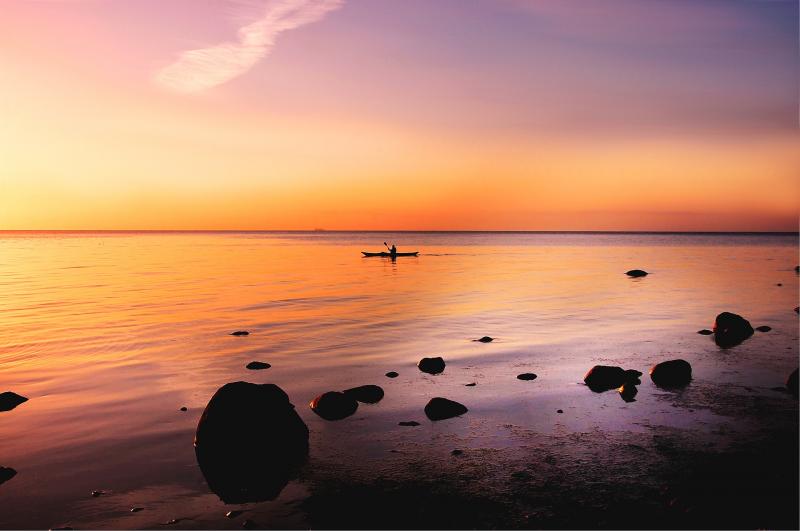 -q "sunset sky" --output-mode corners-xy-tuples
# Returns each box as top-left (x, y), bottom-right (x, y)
(1, 0), (797, 231)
